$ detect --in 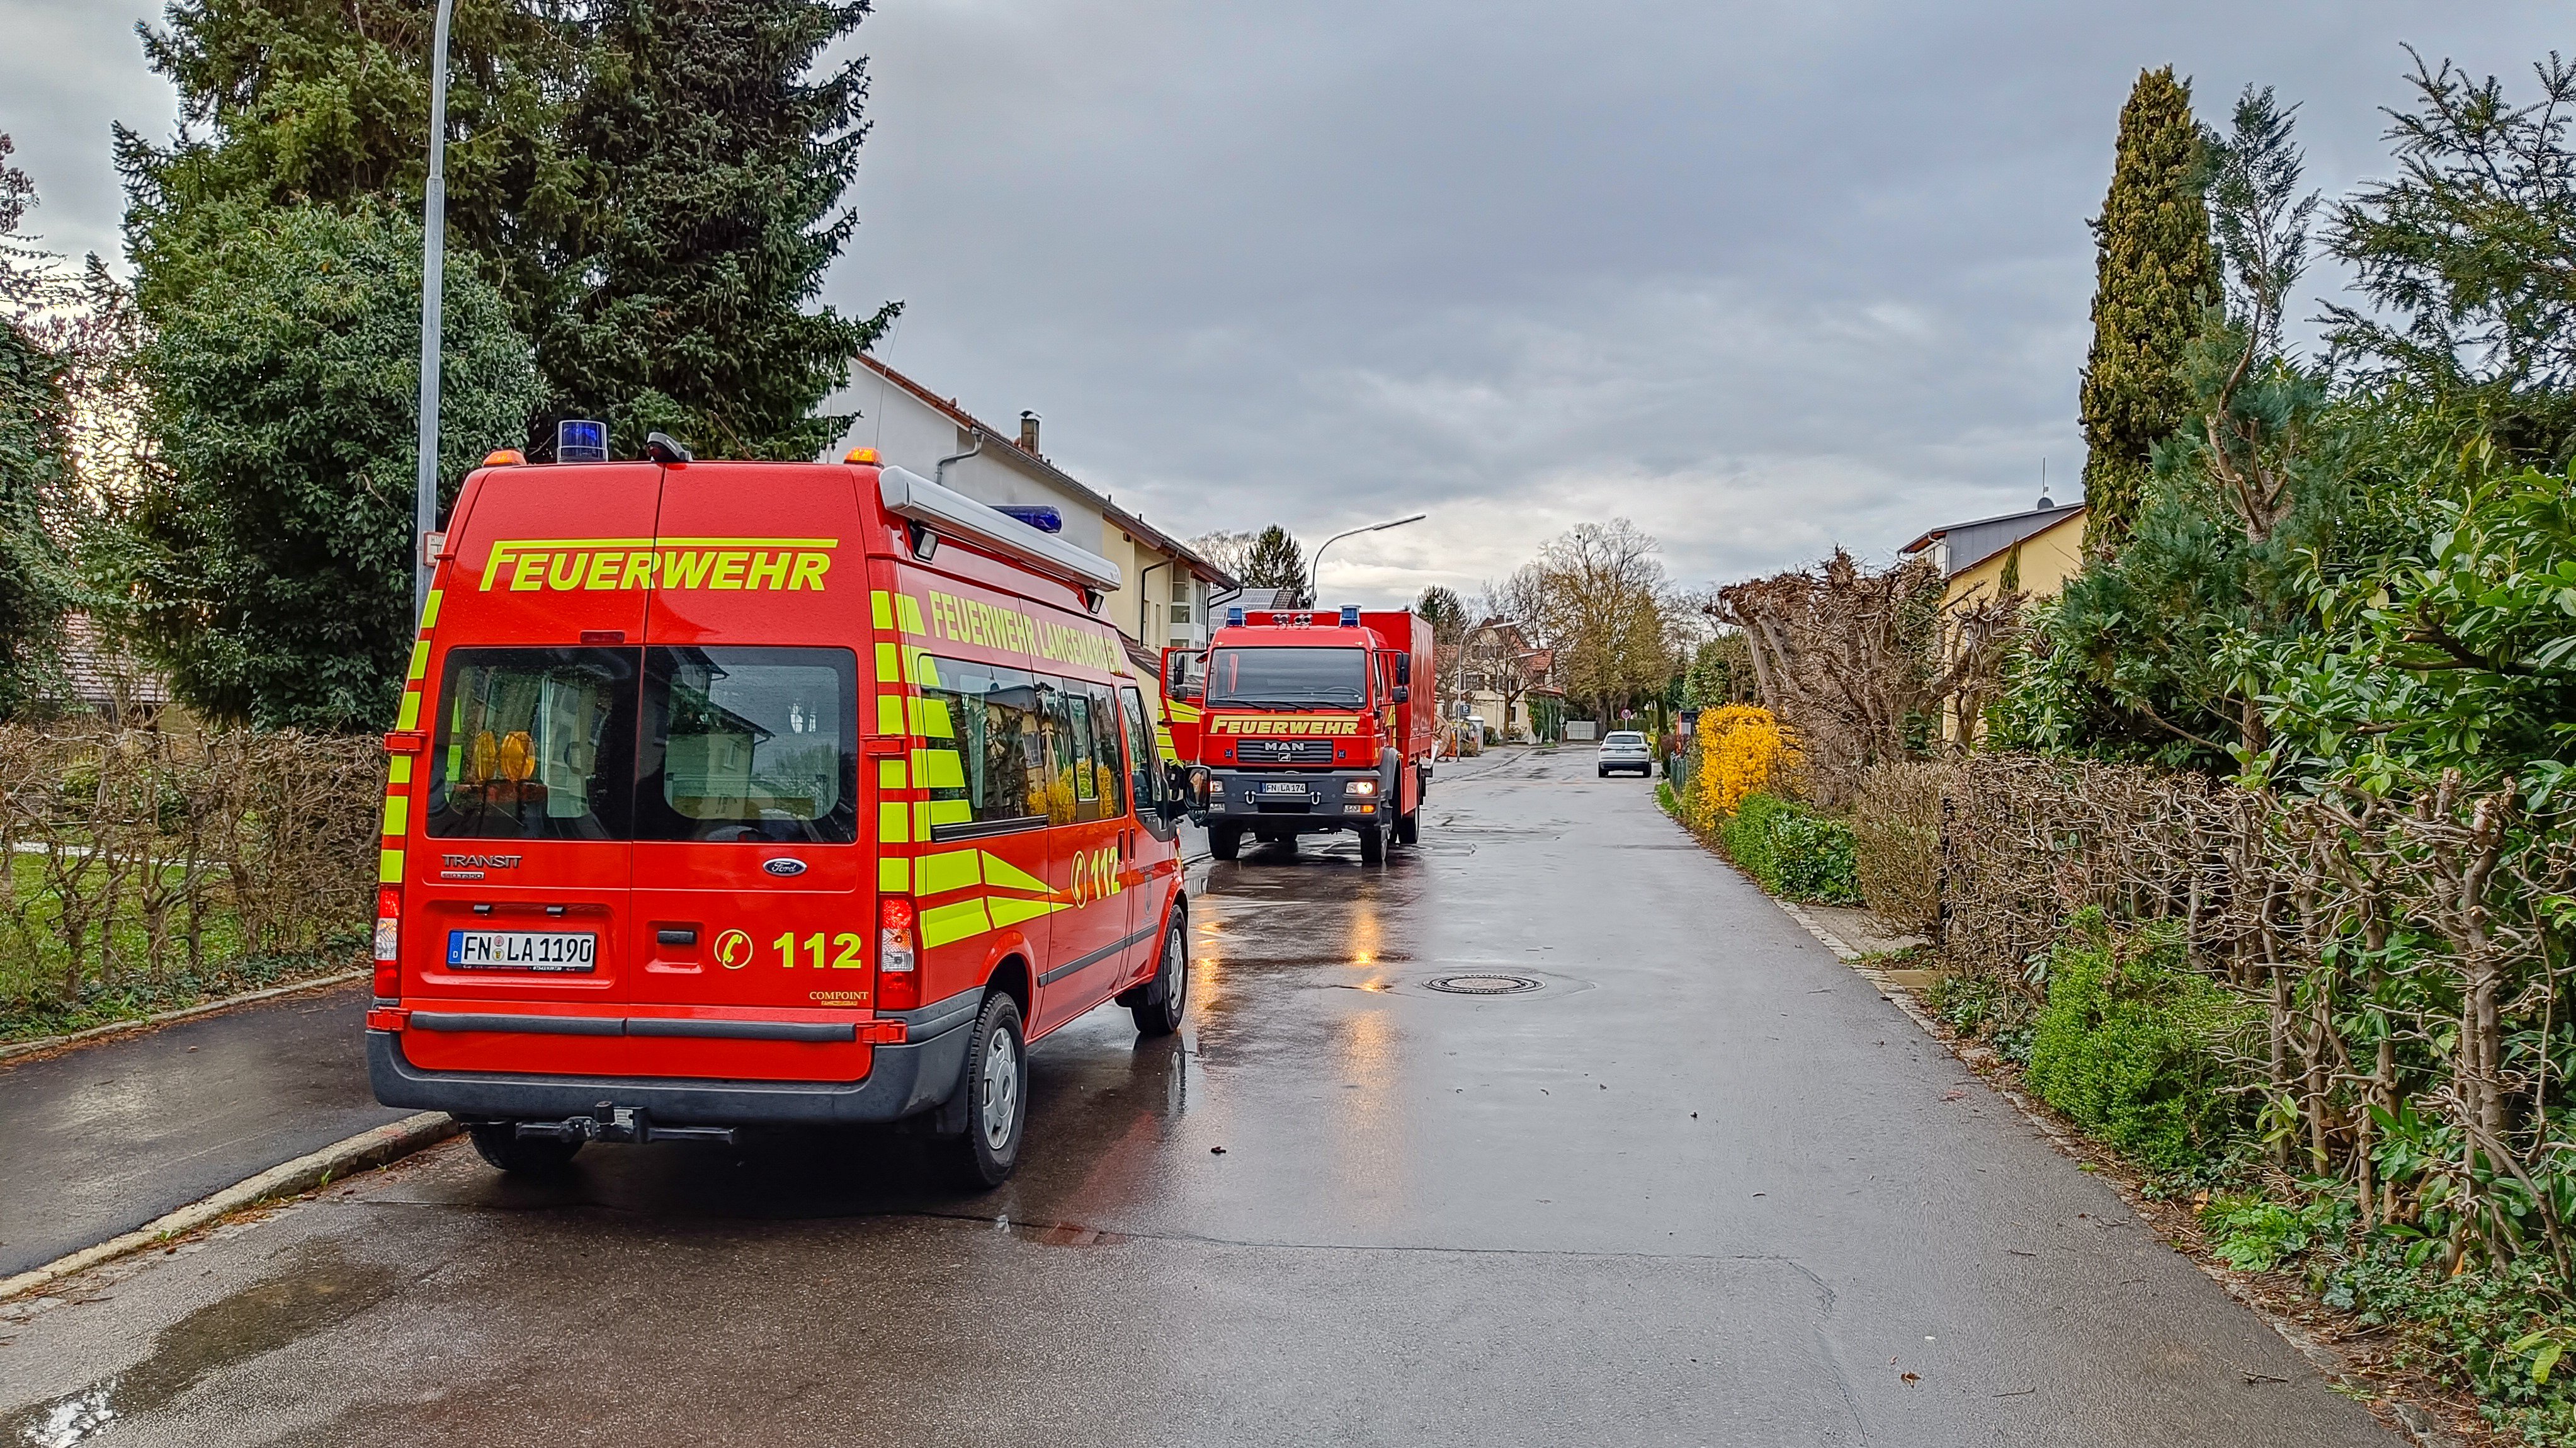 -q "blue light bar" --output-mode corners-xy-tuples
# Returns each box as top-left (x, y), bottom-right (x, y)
(1226, 606), (1245, 627)
(992, 504), (1062, 533)
(557, 419), (608, 463)
(1339, 604), (1360, 627)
